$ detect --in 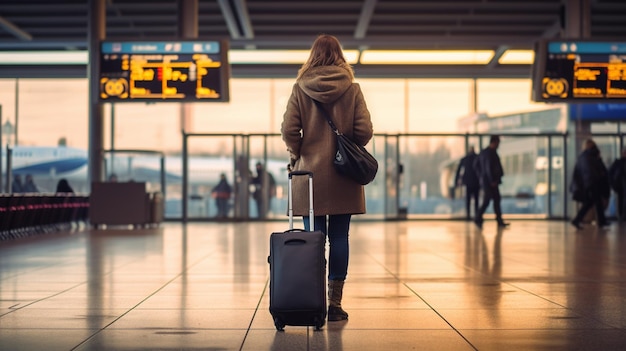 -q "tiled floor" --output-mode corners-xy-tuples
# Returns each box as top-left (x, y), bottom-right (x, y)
(1, 219), (626, 350)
